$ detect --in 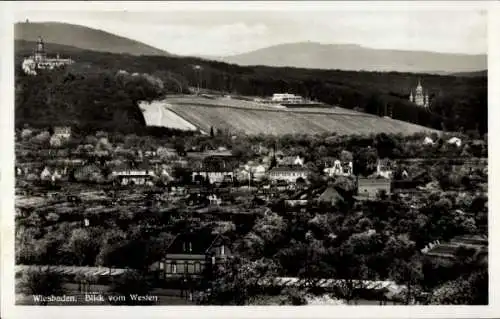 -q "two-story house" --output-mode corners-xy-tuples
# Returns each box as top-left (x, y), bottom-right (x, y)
(268, 166), (309, 184)
(154, 231), (231, 280)
(53, 126), (72, 140)
(376, 159), (393, 179)
(112, 163), (155, 186)
(191, 157), (234, 184)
